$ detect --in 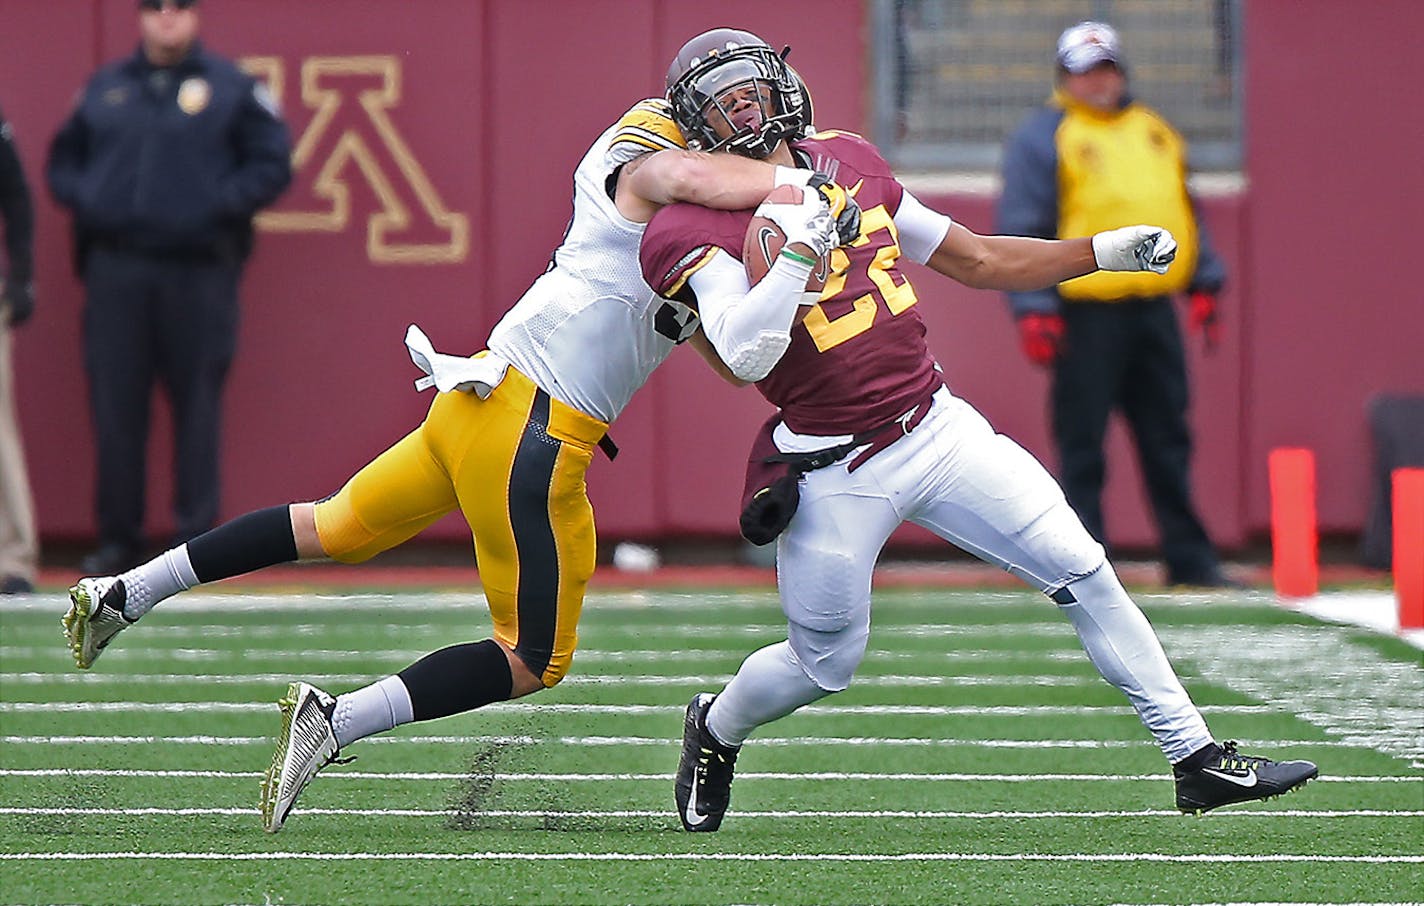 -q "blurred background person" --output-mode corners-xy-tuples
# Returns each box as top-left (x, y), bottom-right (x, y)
(997, 21), (1232, 588)
(0, 103), (38, 595)
(46, 0), (292, 575)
